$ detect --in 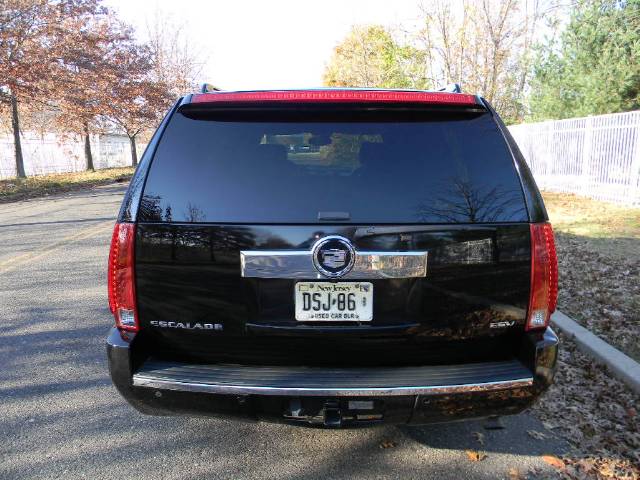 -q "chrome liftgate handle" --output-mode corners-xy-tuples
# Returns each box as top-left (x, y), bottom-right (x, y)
(240, 249), (428, 279)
